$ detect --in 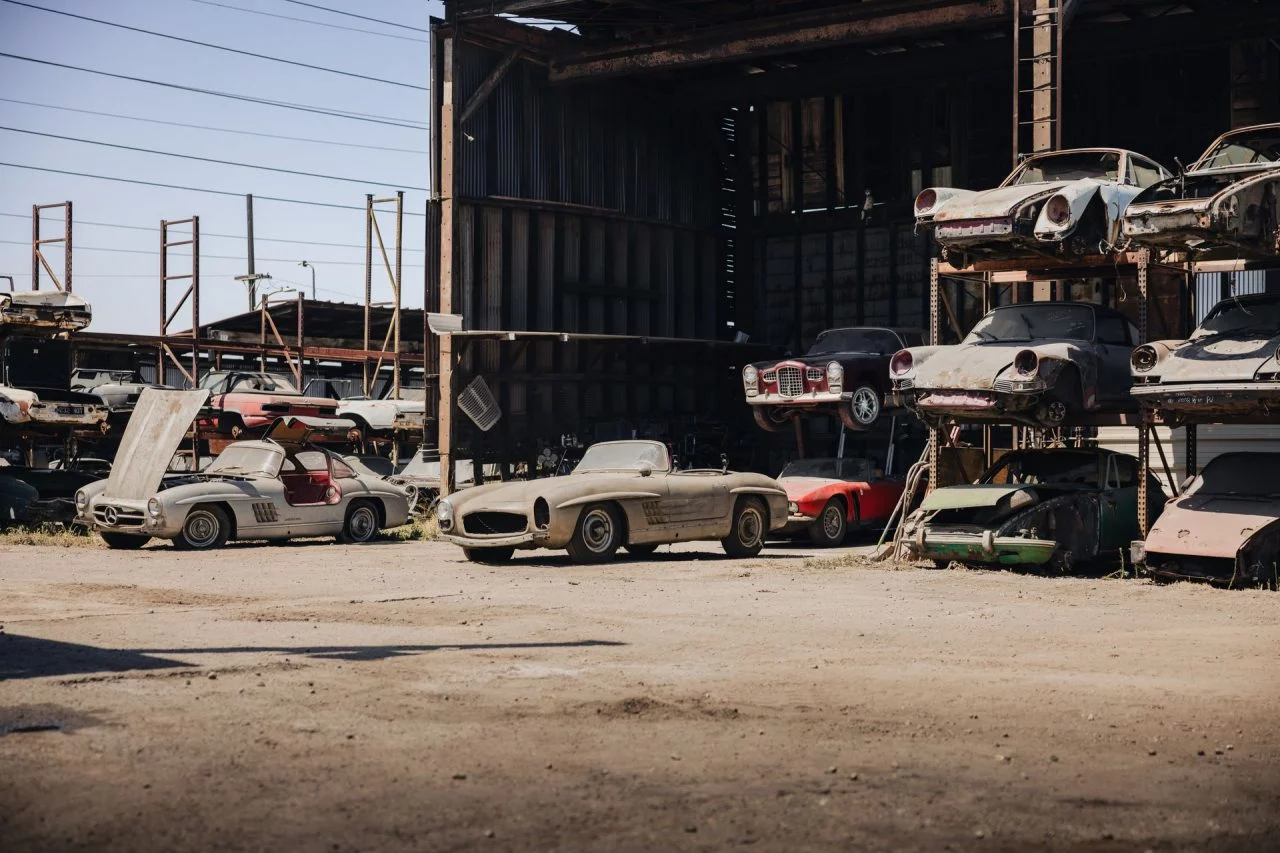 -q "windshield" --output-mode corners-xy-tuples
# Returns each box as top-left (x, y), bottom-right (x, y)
(1196, 130), (1280, 170)
(982, 452), (1100, 487)
(1196, 296), (1280, 337)
(575, 441), (671, 473)
(780, 457), (876, 481)
(205, 444), (284, 477)
(199, 372), (299, 394)
(385, 387), (426, 402)
(964, 304), (1094, 344)
(808, 329), (901, 356)
(1012, 151), (1120, 185)
(1193, 453), (1280, 498)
